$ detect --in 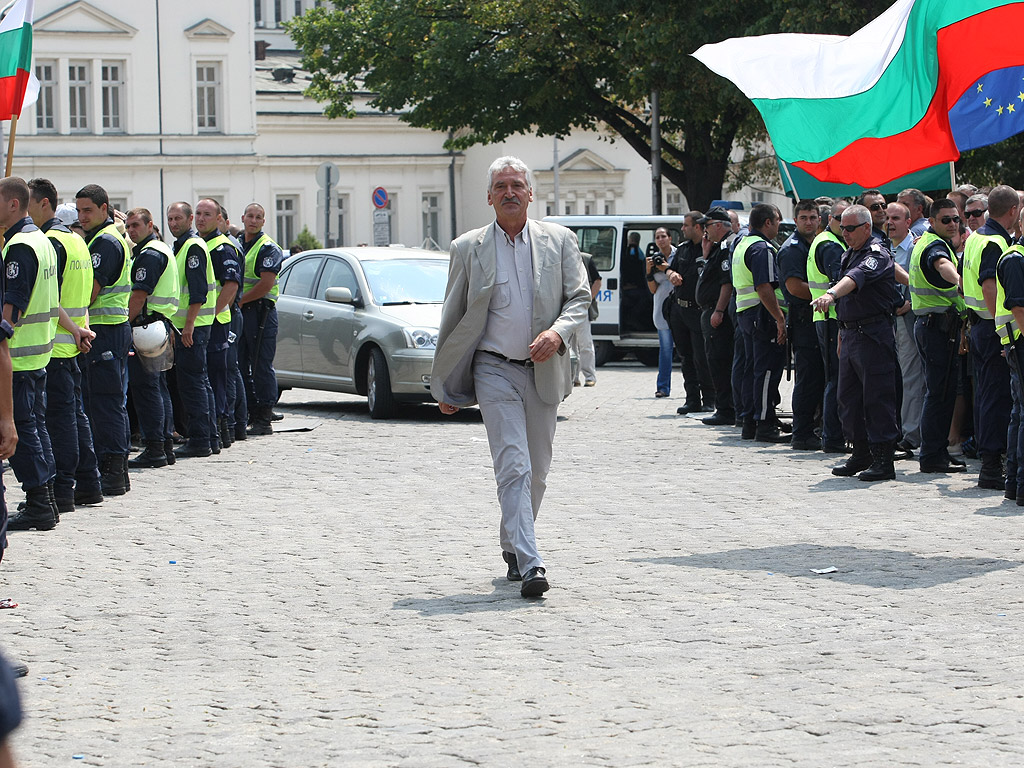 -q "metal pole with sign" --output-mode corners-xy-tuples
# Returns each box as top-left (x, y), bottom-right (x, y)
(372, 186), (390, 246)
(316, 161), (339, 246)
